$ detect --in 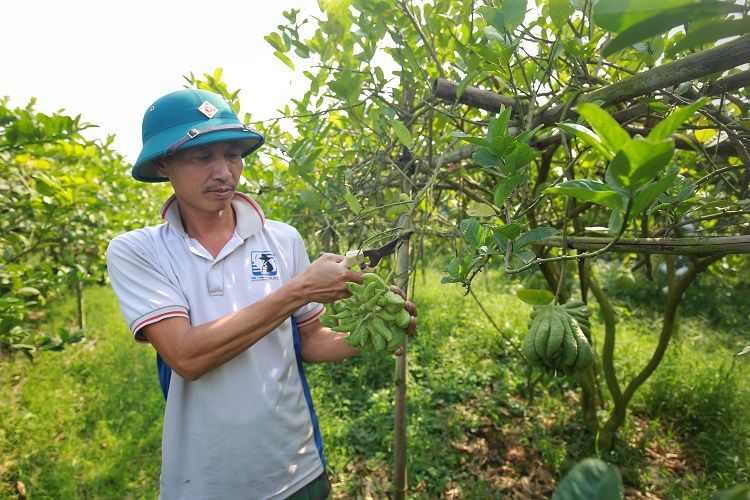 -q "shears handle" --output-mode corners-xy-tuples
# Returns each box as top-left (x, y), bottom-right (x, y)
(340, 250), (374, 272)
